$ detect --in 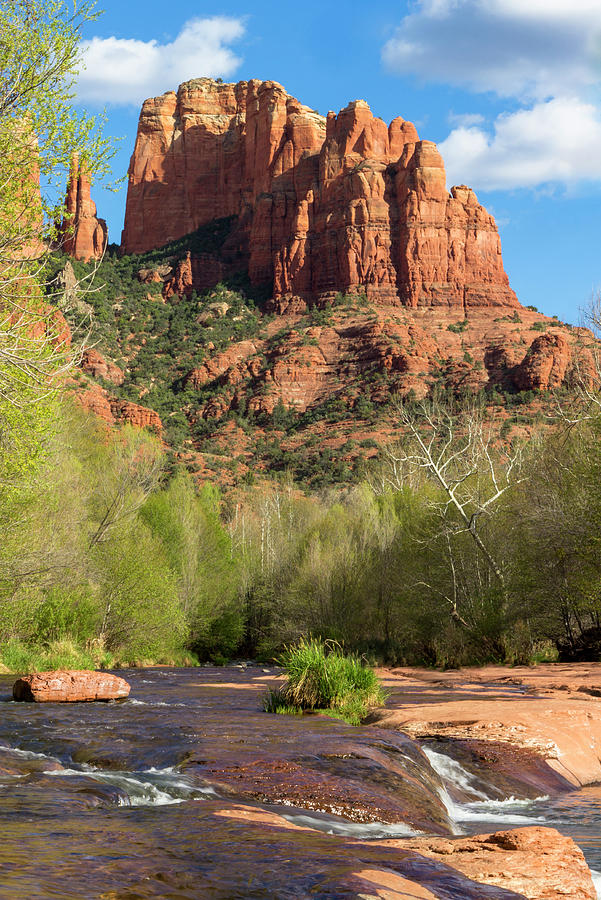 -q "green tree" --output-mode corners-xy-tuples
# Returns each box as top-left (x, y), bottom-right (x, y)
(142, 473), (242, 657)
(93, 519), (187, 661)
(0, 0), (112, 482)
